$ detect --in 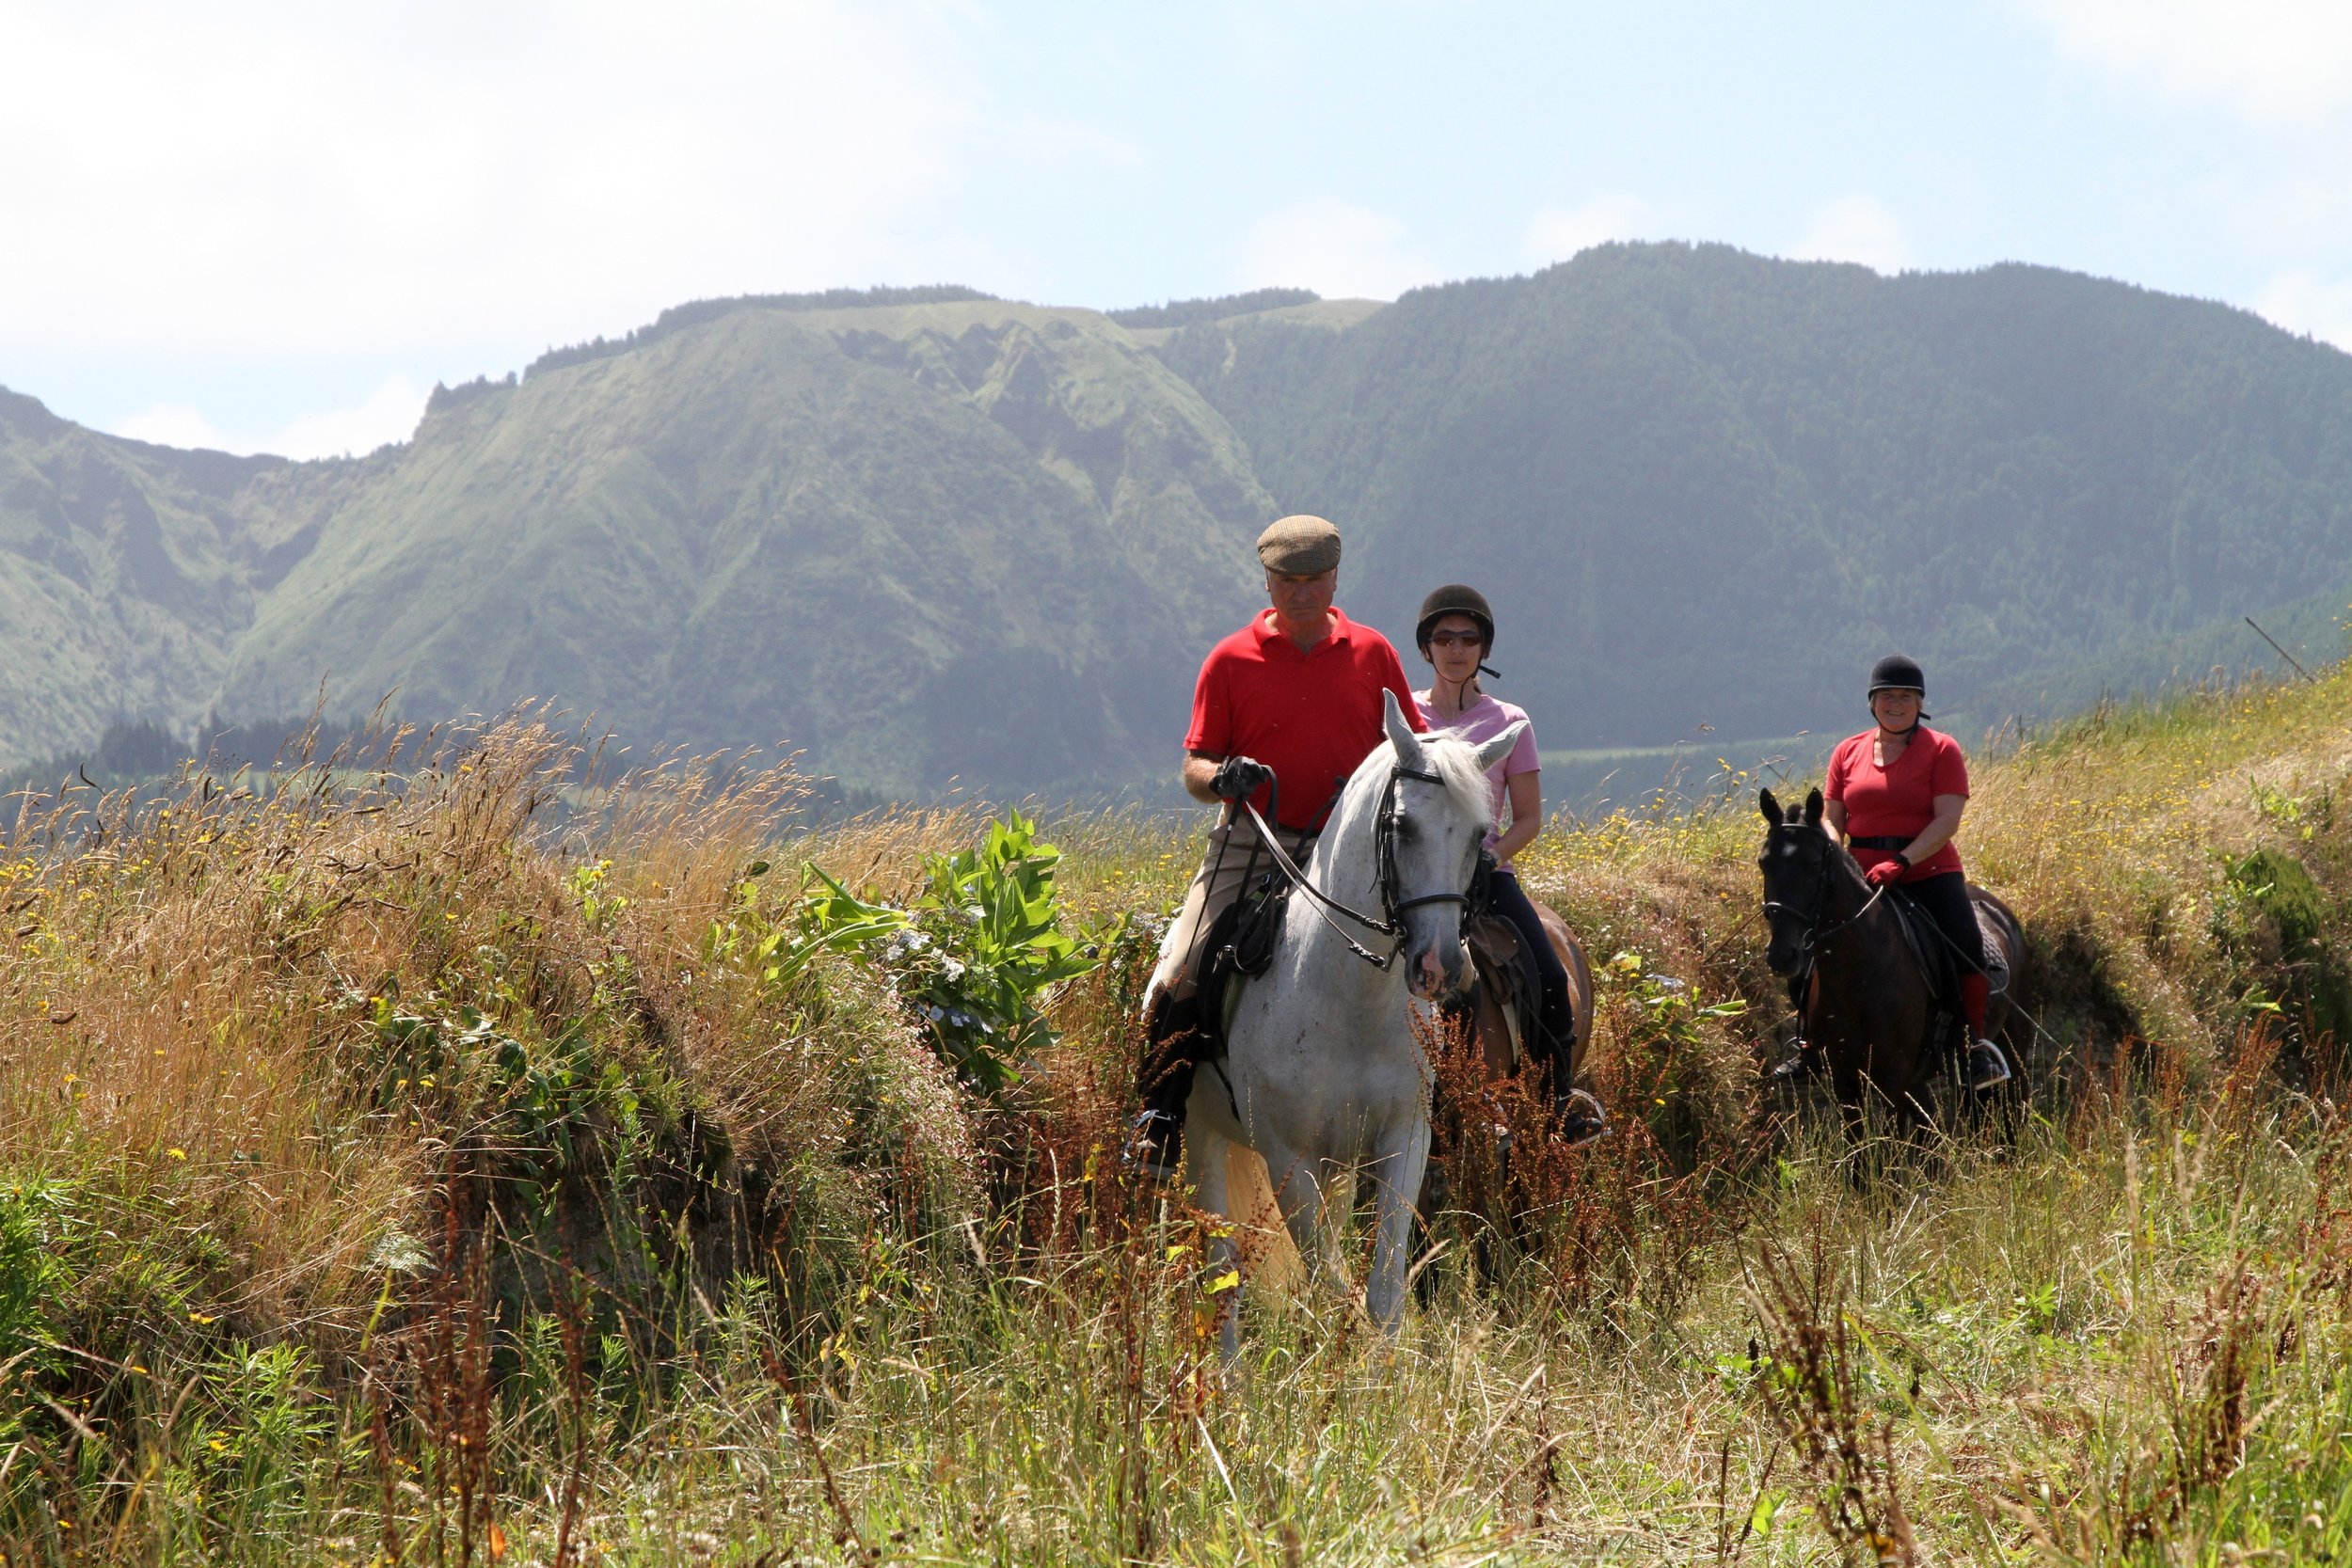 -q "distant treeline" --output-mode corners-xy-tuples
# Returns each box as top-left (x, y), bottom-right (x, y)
(1105, 288), (1318, 329)
(524, 285), (1004, 380)
(0, 715), (396, 800)
(0, 714), (911, 826)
